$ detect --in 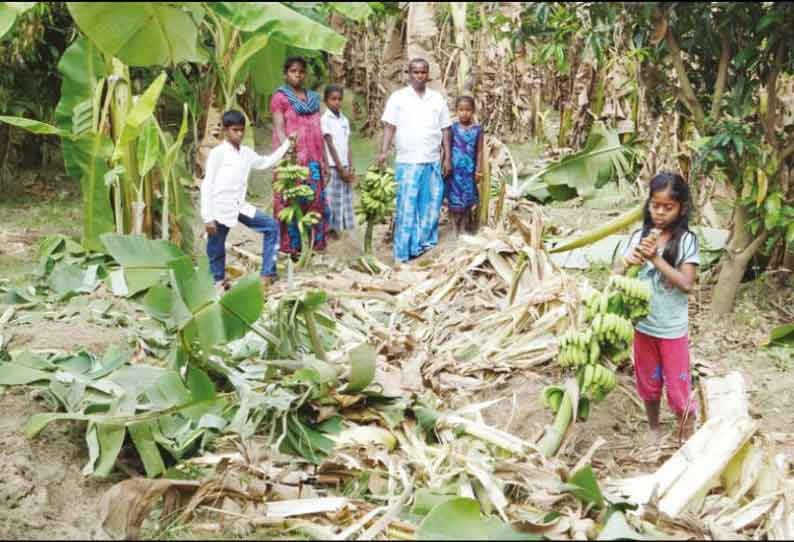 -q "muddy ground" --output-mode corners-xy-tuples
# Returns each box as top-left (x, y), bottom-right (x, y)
(1, 182), (793, 539)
